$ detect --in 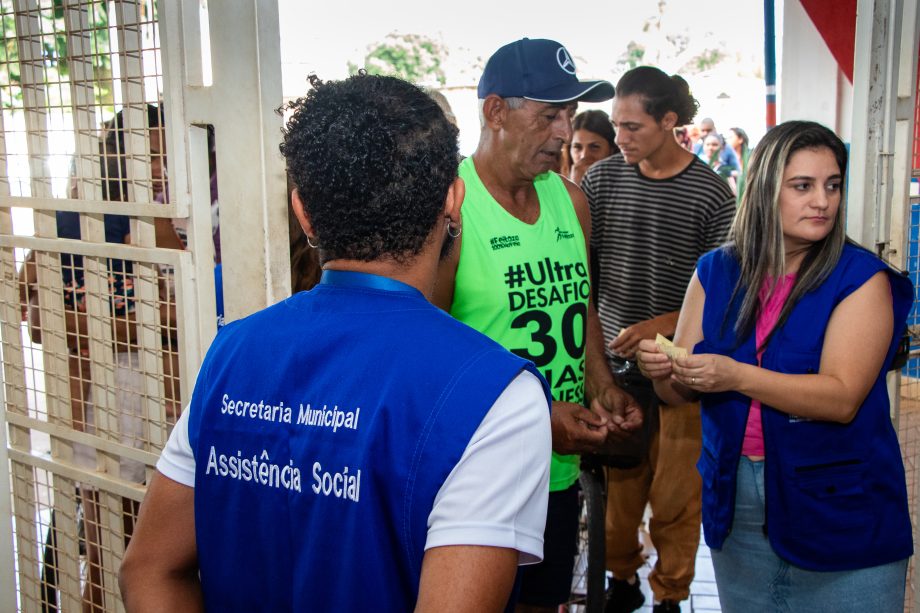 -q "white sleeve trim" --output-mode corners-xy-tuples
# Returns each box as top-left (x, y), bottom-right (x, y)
(425, 370), (552, 565)
(156, 404), (196, 487)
